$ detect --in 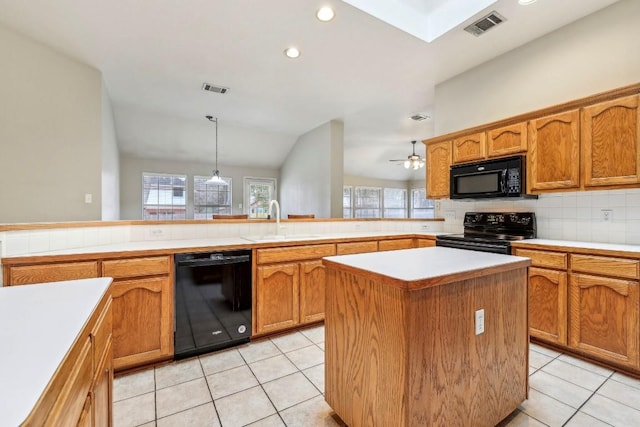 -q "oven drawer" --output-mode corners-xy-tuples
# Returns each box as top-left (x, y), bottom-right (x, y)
(514, 249), (567, 270)
(570, 254), (639, 279)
